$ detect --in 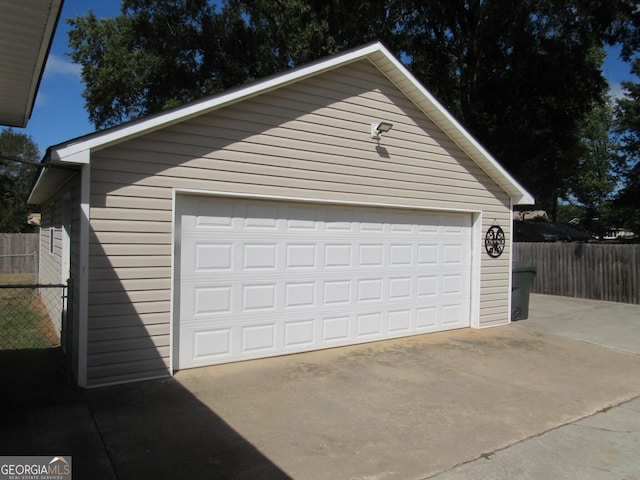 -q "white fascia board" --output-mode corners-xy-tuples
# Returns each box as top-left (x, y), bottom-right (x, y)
(50, 43), (384, 161)
(25, 0), (64, 124)
(29, 149), (89, 205)
(369, 47), (535, 206)
(27, 168), (48, 204)
(50, 148), (90, 165)
(27, 165), (79, 205)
